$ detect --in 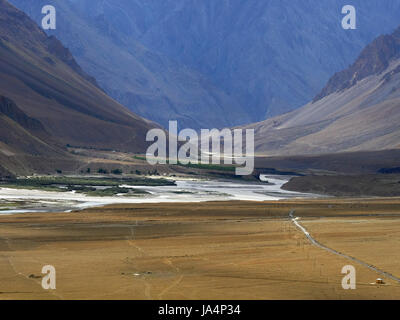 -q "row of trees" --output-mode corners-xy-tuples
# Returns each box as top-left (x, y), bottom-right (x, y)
(56, 168), (161, 175)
